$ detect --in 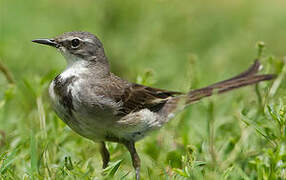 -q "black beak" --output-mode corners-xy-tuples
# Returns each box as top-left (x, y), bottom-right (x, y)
(31, 39), (59, 48)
